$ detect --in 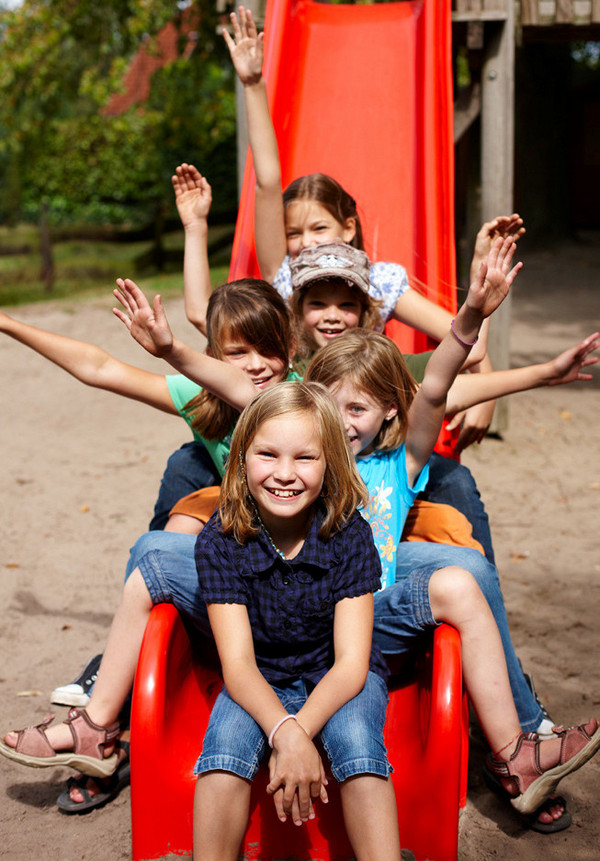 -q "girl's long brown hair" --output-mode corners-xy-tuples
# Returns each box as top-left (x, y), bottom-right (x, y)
(304, 330), (418, 451)
(183, 279), (293, 440)
(283, 173), (365, 250)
